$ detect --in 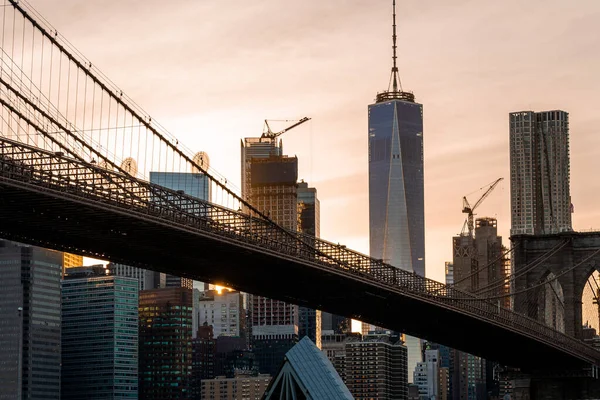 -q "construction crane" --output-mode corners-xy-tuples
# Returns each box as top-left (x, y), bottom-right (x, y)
(261, 117), (311, 141)
(461, 177), (504, 238)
